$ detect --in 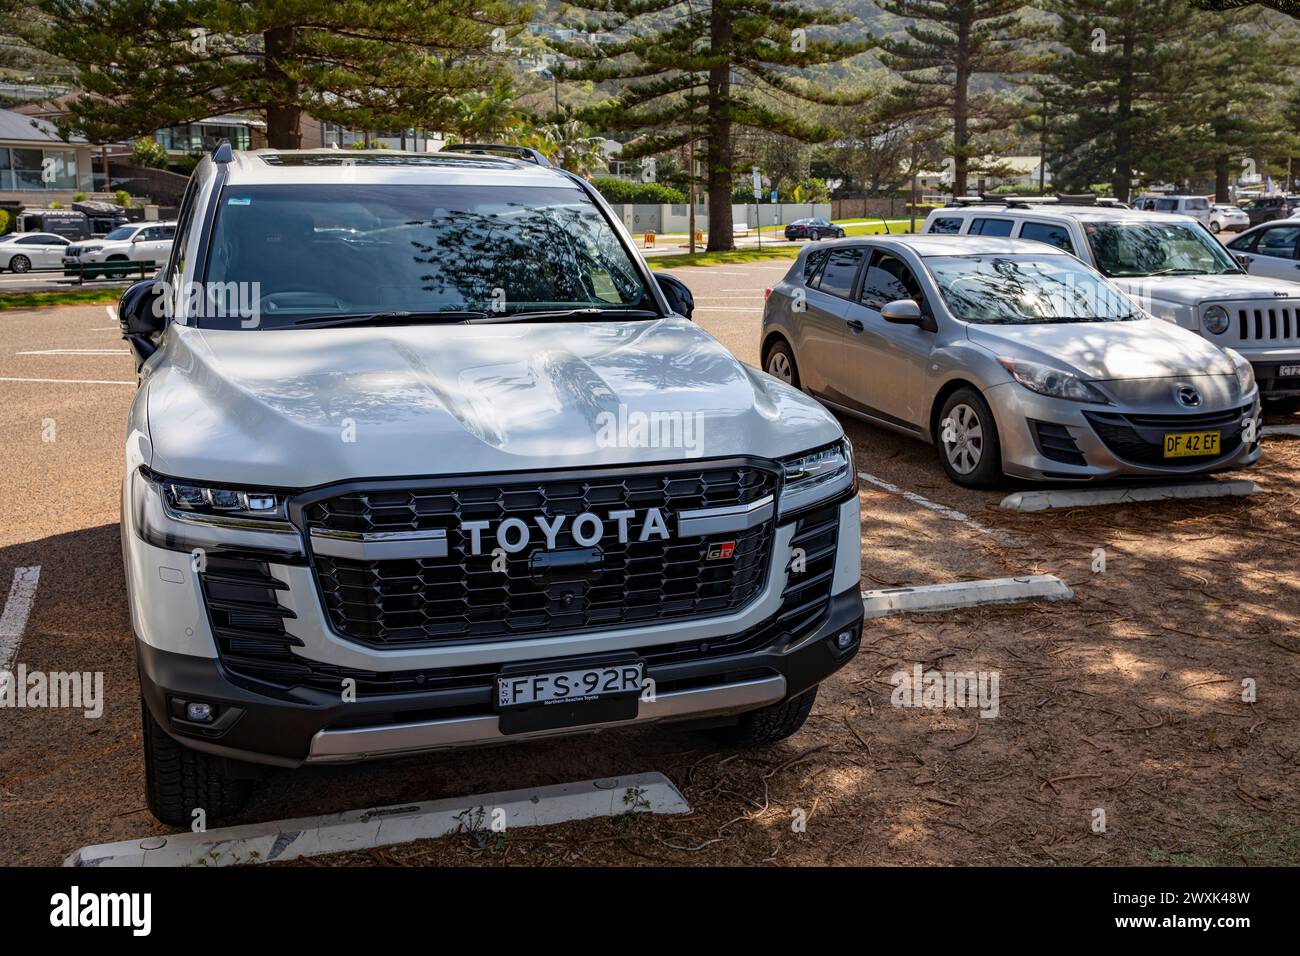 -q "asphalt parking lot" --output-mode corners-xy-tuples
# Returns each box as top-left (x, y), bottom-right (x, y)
(1, 262), (1298, 866)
